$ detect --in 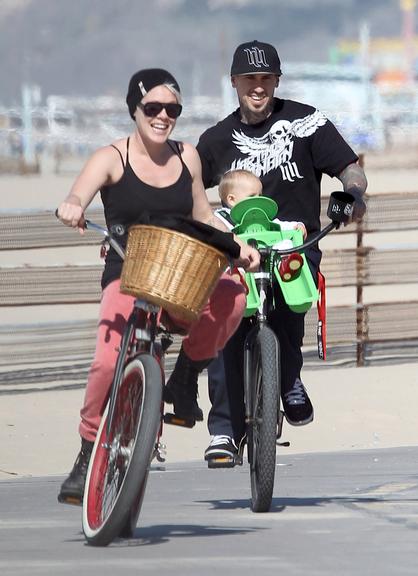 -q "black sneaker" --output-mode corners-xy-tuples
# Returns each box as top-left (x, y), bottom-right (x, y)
(282, 378), (314, 426)
(204, 435), (238, 460)
(57, 439), (94, 505)
(163, 347), (209, 423)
